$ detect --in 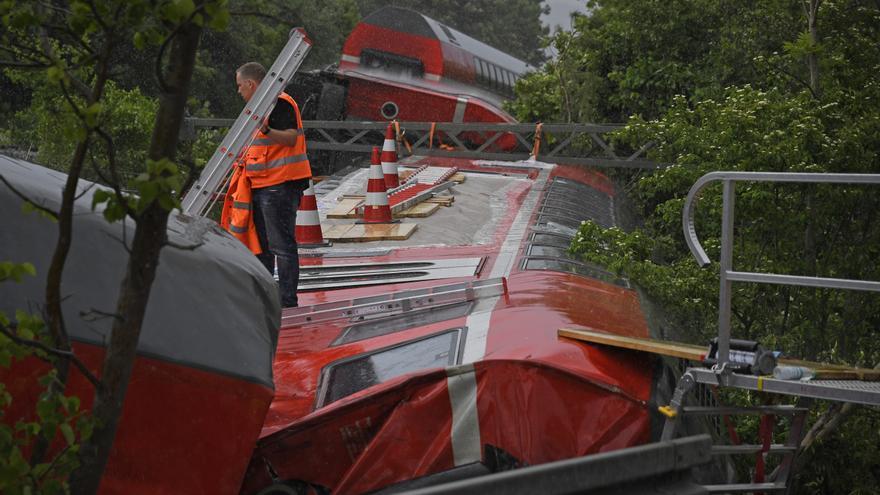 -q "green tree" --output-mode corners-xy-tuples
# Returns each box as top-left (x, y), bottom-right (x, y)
(514, 0), (880, 491)
(1, 263), (93, 495)
(0, 1), (230, 492)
